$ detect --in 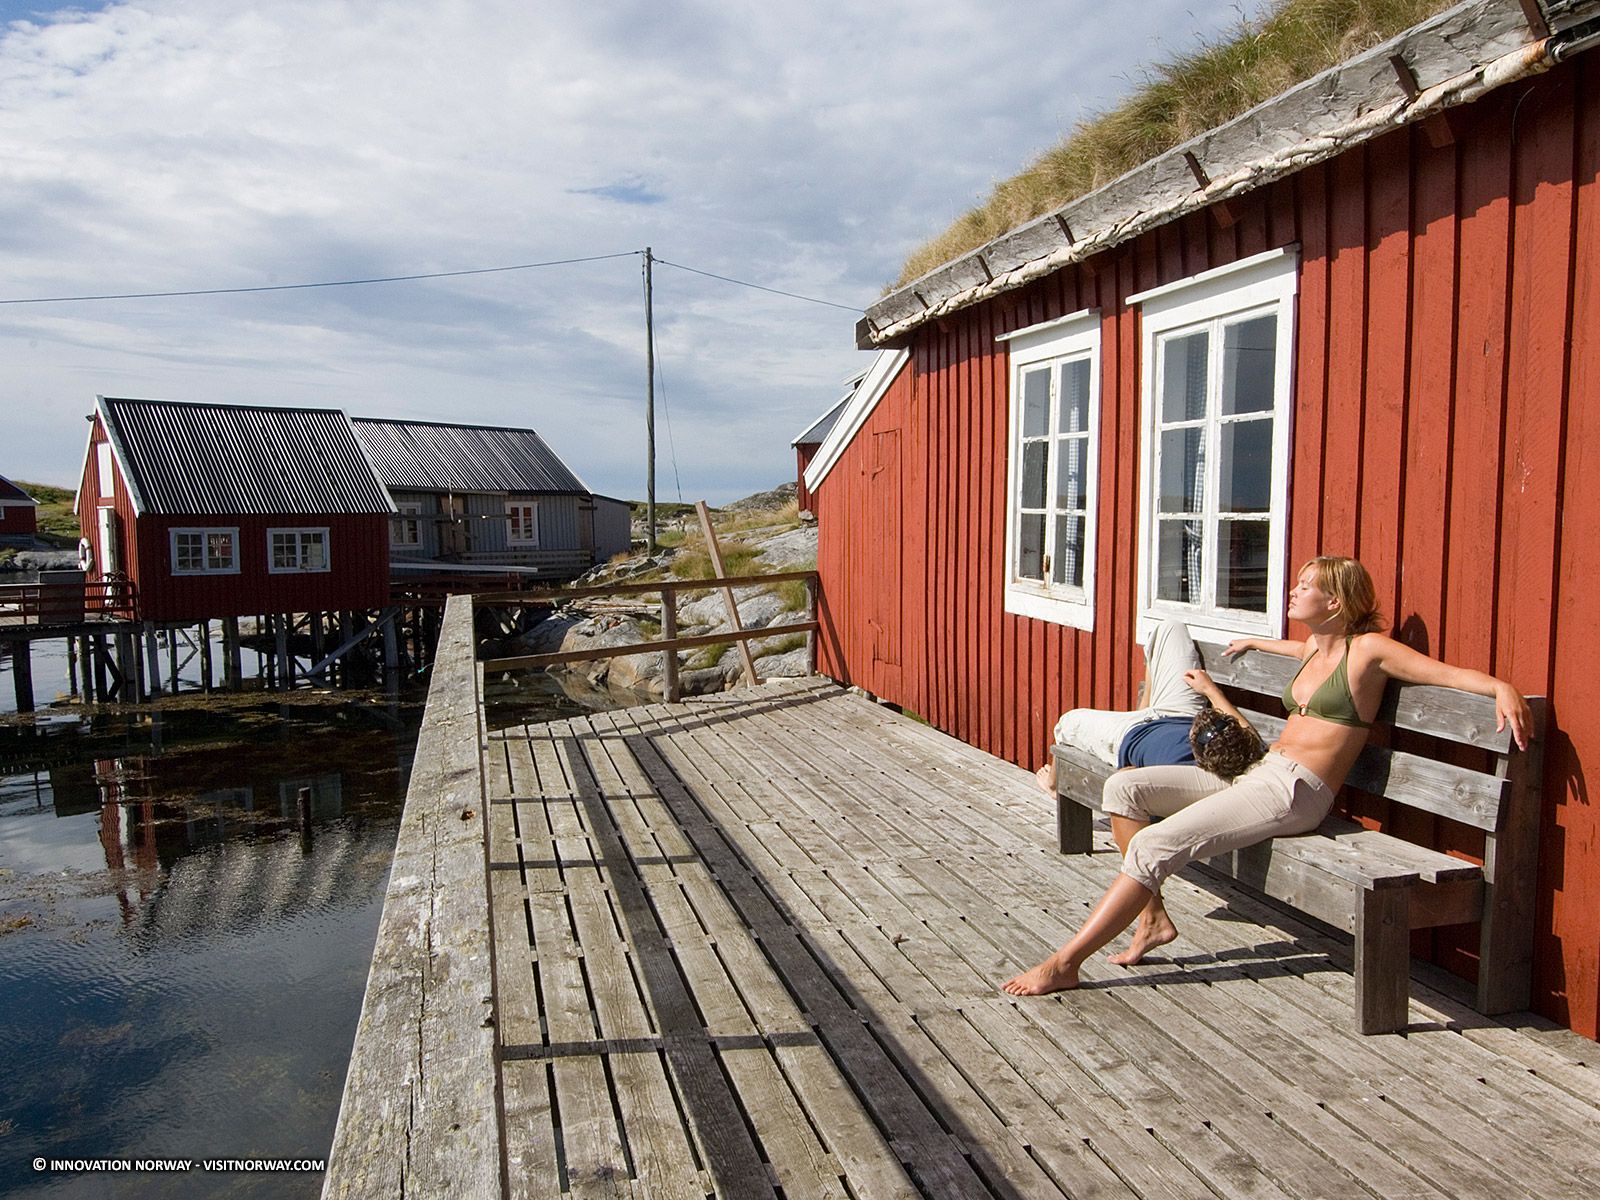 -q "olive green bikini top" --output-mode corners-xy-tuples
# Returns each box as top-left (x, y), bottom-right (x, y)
(1283, 636), (1372, 729)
